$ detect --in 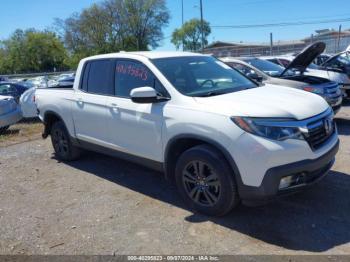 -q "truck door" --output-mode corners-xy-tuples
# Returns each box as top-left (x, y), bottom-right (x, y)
(72, 59), (114, 146)
(106, 59), (169, 162)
